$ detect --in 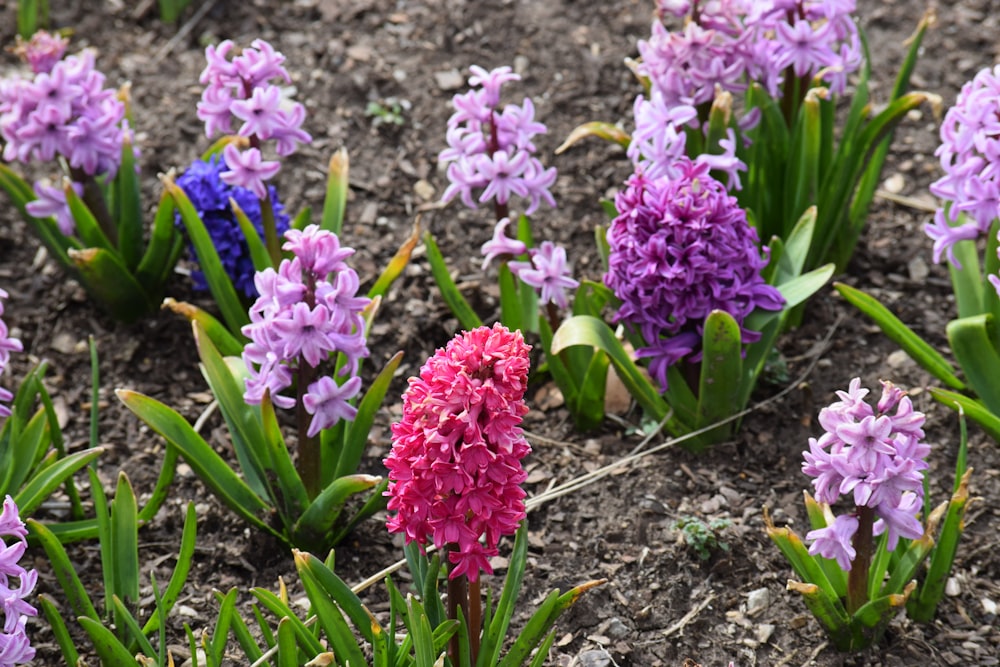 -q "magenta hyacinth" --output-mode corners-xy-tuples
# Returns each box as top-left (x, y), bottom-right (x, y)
(802, 379), (929, 566)
(605, 159), (783, 391)
(439, 66), (557, 216)
(384, 324), (531, 582)
(241, 225), (369, 437)
(0, 497), (37, 666)
(197, 39), (311, 197)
